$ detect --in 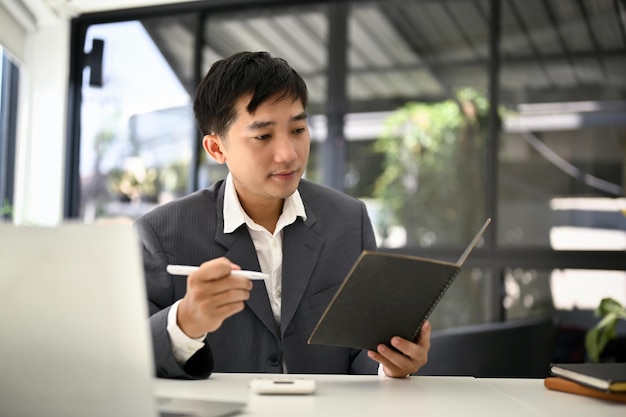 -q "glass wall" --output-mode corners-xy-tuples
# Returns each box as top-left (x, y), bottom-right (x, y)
(68, 0), (626, 332)
(342, 1), (494, 325)
(201, 4), (329, 187)
(498, 0), (626, 251)
(497, 0), (626, 321)
(77, 18), (195, 222)
(345, 1), (490, 251)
